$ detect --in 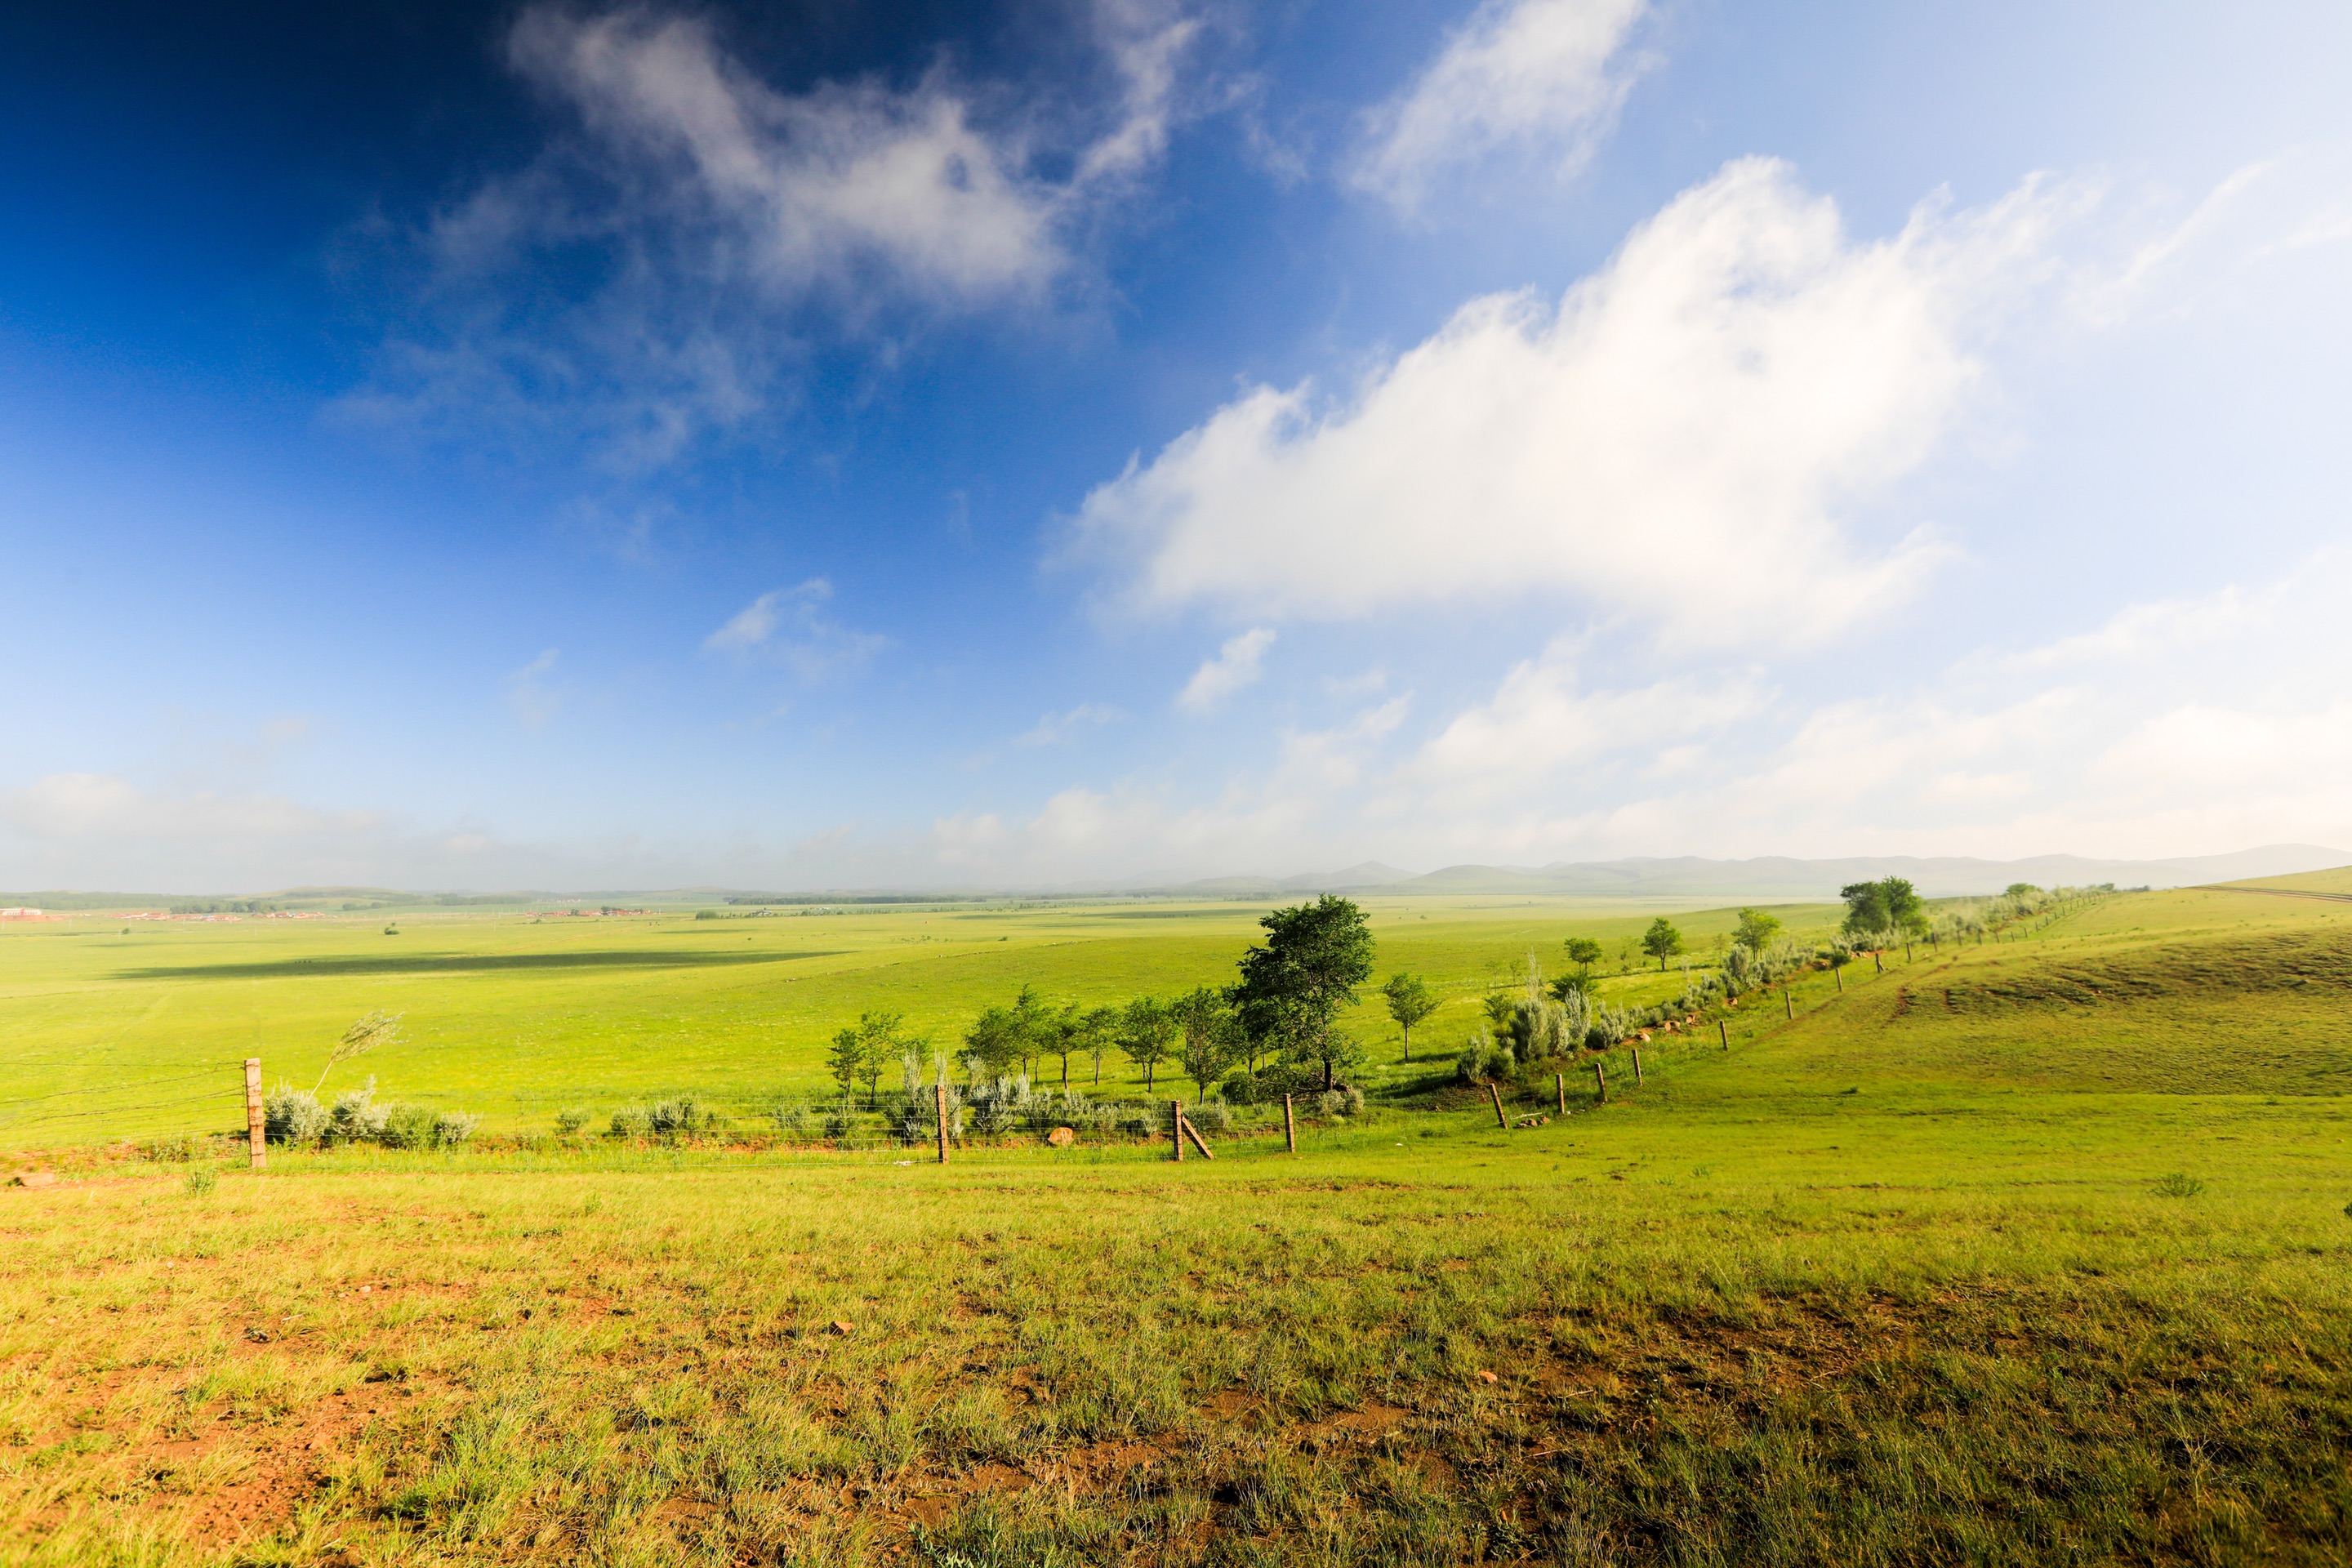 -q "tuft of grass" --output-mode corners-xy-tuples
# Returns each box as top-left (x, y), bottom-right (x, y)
(2154, 1171), (2207, 1198)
